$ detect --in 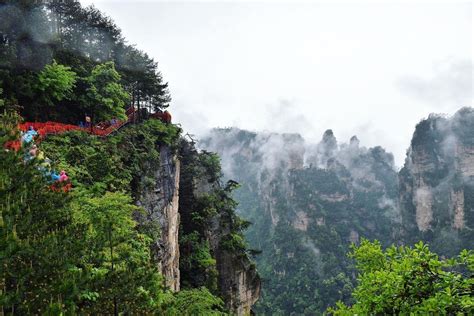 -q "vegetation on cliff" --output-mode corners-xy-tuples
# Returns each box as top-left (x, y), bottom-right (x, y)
(179, 140), (261, 313)
(1, 102), (255, 314)
(202, 123), (474, 314)
(0, 1), (258, 314)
